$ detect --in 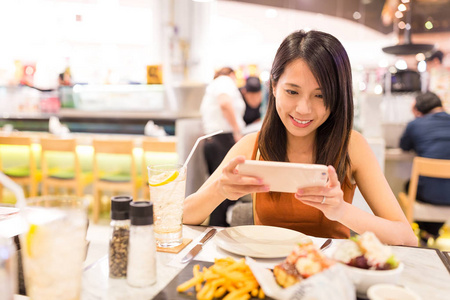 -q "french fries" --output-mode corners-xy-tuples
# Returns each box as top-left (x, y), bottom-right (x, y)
(177, 257), (265, 300)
